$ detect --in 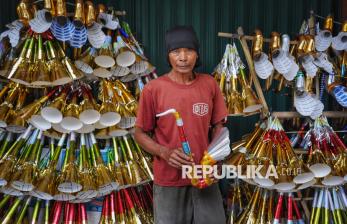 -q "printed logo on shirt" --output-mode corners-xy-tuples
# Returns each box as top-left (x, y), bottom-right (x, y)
(192, 103), (209, 116)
